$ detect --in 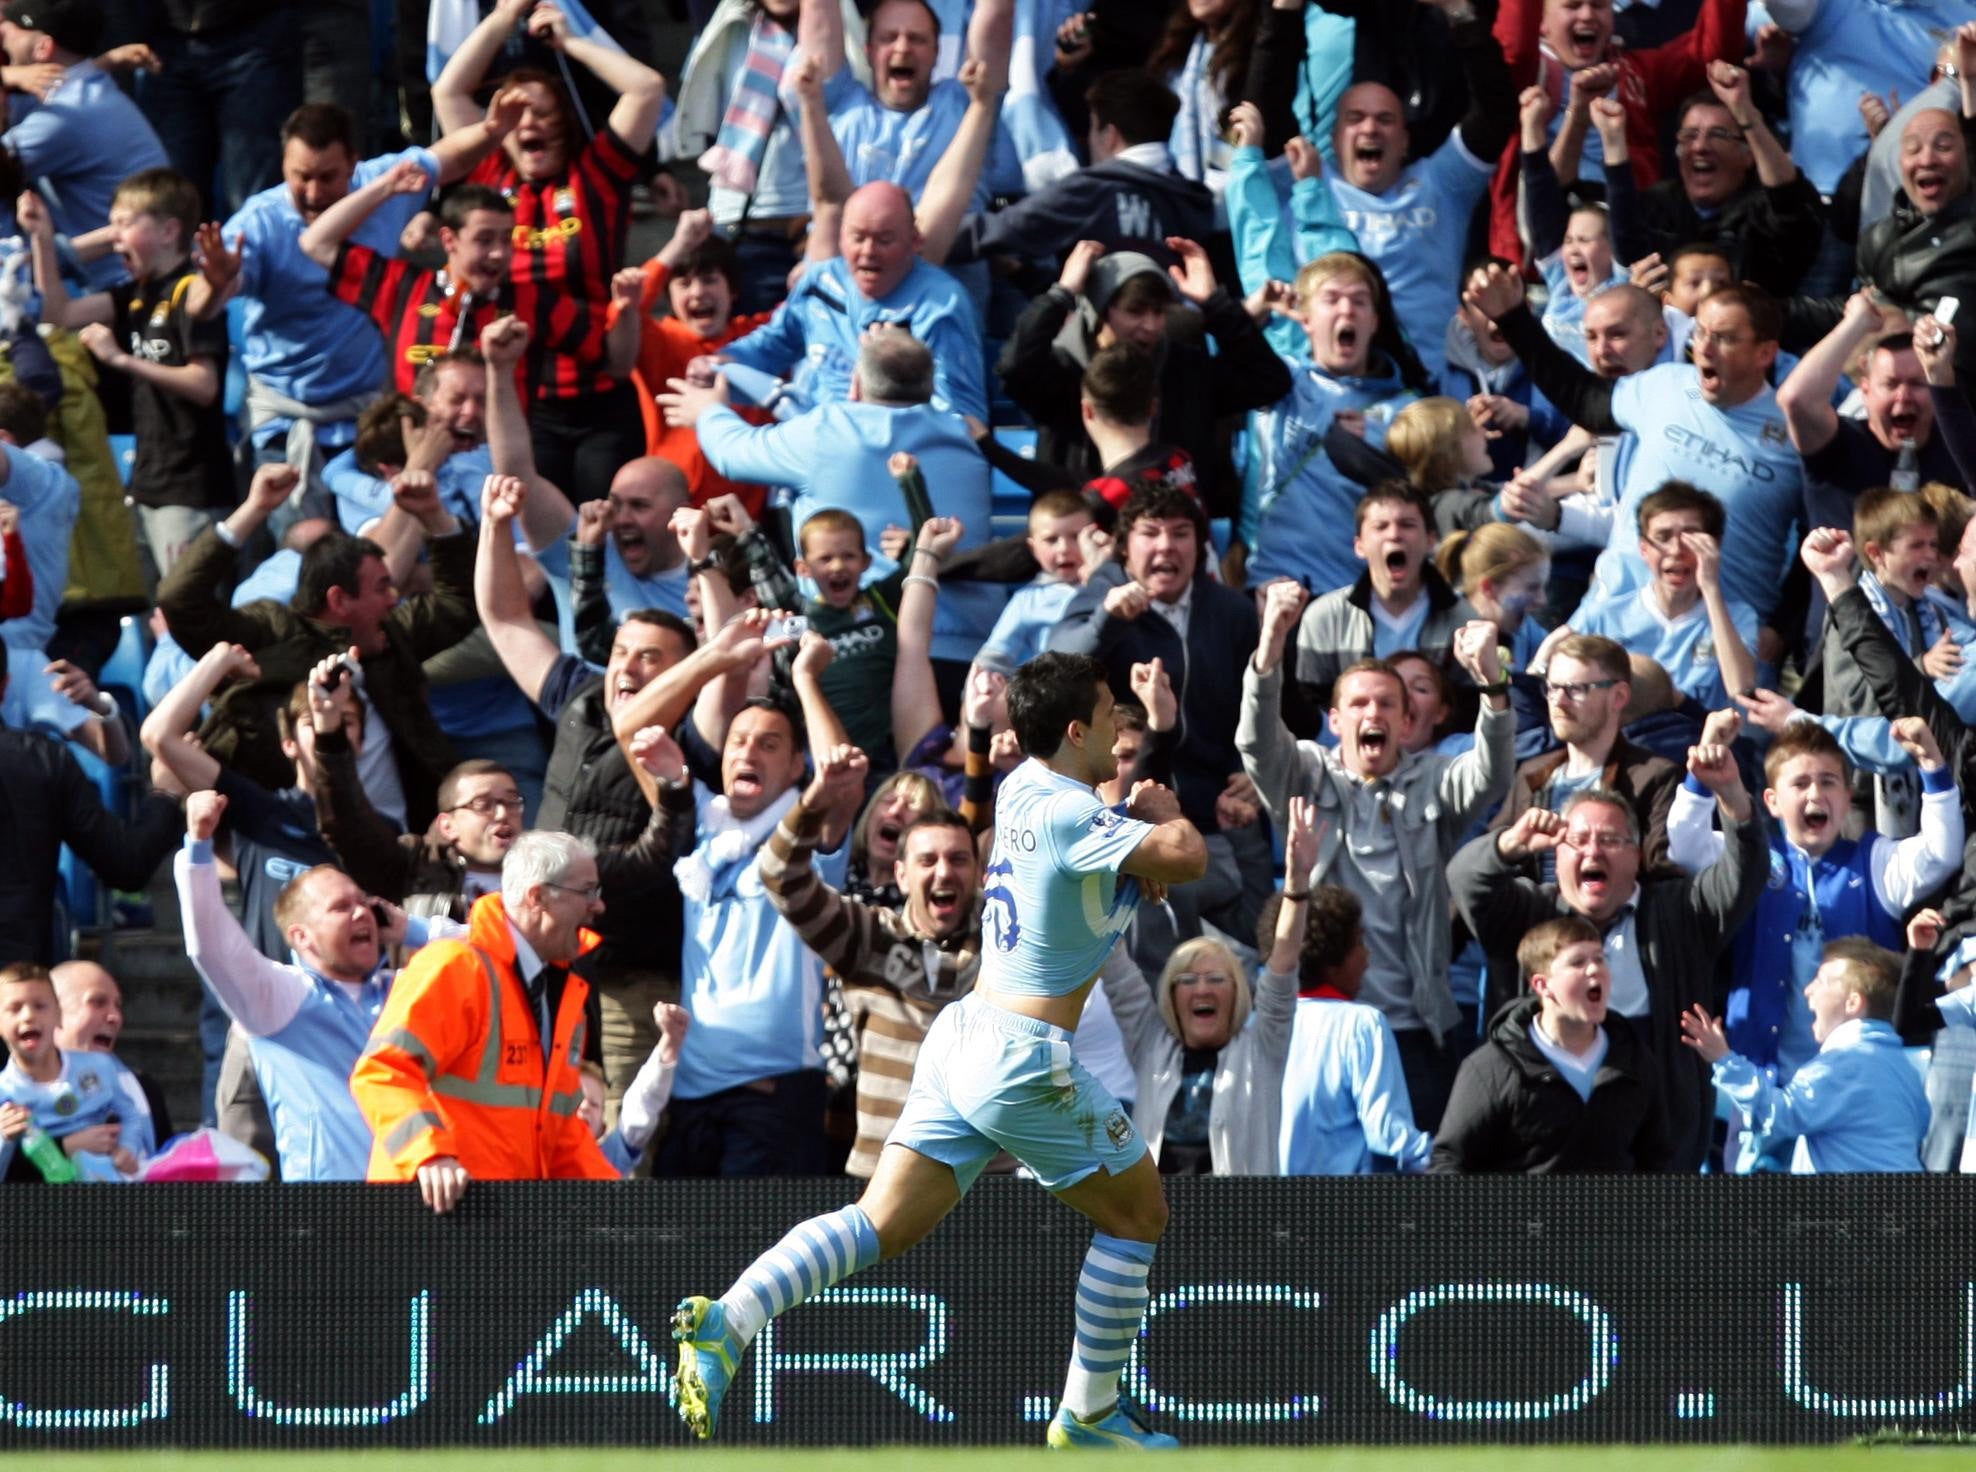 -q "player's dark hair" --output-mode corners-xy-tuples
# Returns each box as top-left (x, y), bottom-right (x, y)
(1083, 344), (1157, 426)
(1006, 652), (1110, 760)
